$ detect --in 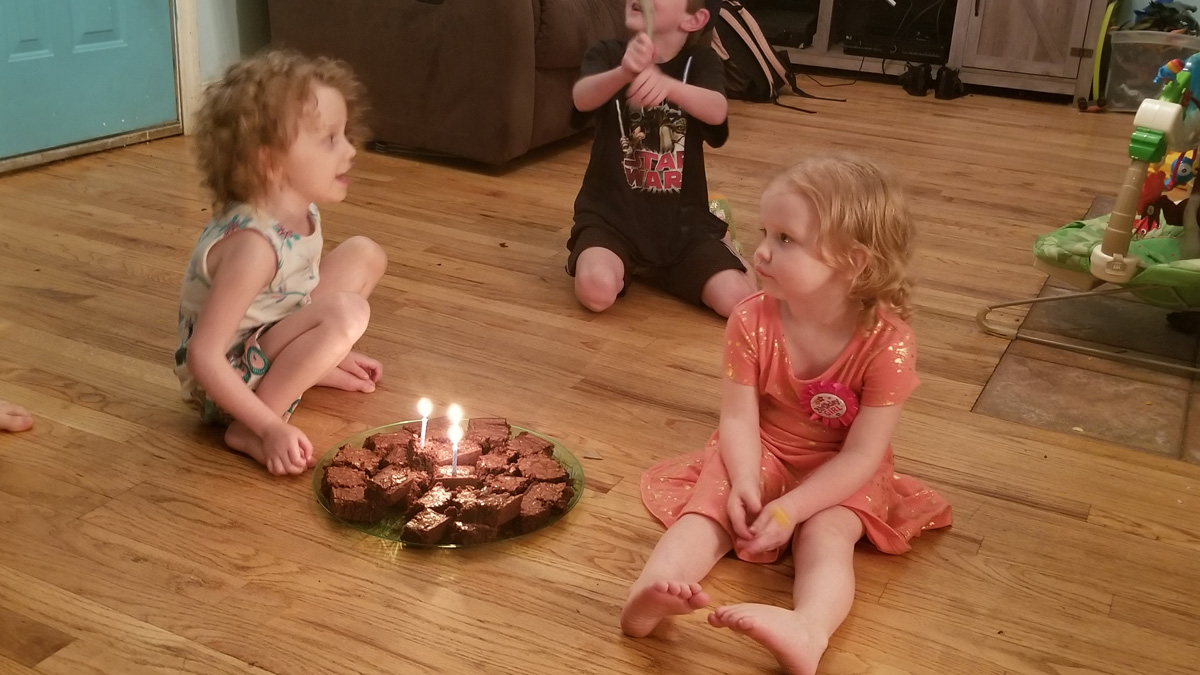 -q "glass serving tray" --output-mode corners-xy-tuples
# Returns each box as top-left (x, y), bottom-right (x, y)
(313, 420), (584, 547)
